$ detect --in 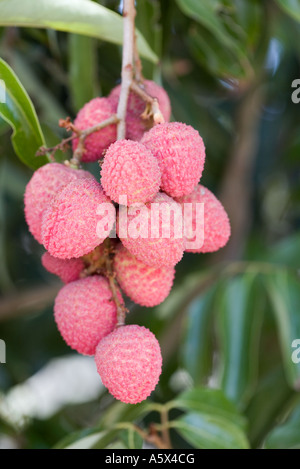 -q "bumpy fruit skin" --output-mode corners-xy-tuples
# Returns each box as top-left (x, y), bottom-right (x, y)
(42, 178), (115, 259)
(141, 122), (205, 198)
(41, 252), (84, 284)
(101, 140), (161, 205)
(24, 163), (92, 244)
(54, 276), (120, 355)
(109, 80), (171, 141)
(176, 184), (231, 253)
(95, 325), (162, 404)
(114, 245), (175, 307)
(72, 97), (116, 162)
(118, 192), (184, 268)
